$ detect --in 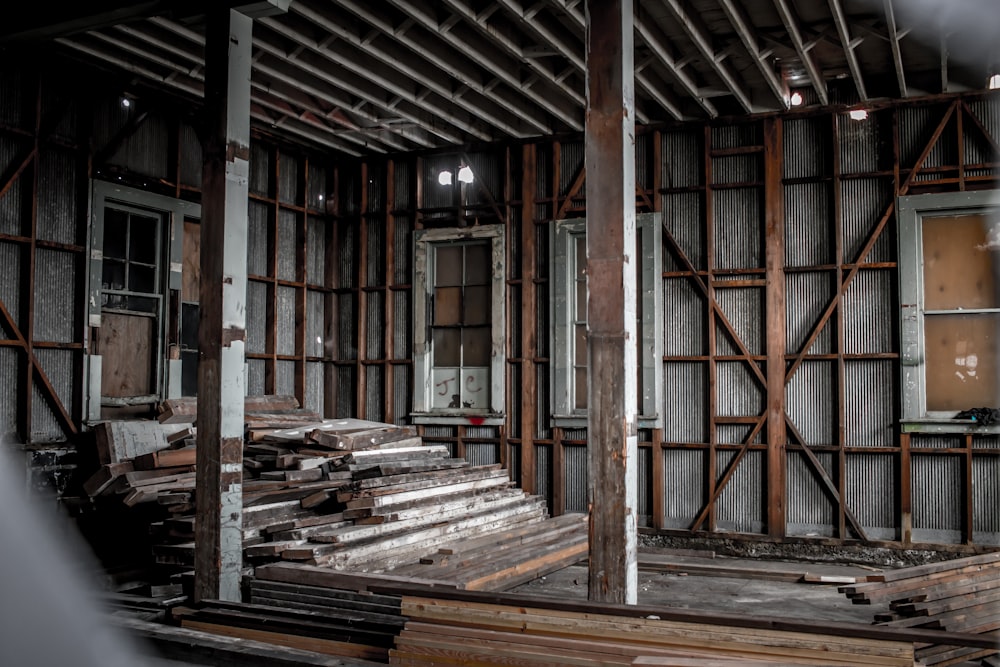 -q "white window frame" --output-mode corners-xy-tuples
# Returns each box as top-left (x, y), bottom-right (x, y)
(412, 224), (505, 425)
(898, 189), (1000, 432)
(550, 212), (663, 428)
